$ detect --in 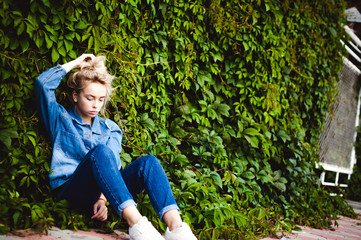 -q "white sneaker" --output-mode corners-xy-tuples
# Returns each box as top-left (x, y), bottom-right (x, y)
(164, 222), (197, 240)
(129, 216), (164, 240)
